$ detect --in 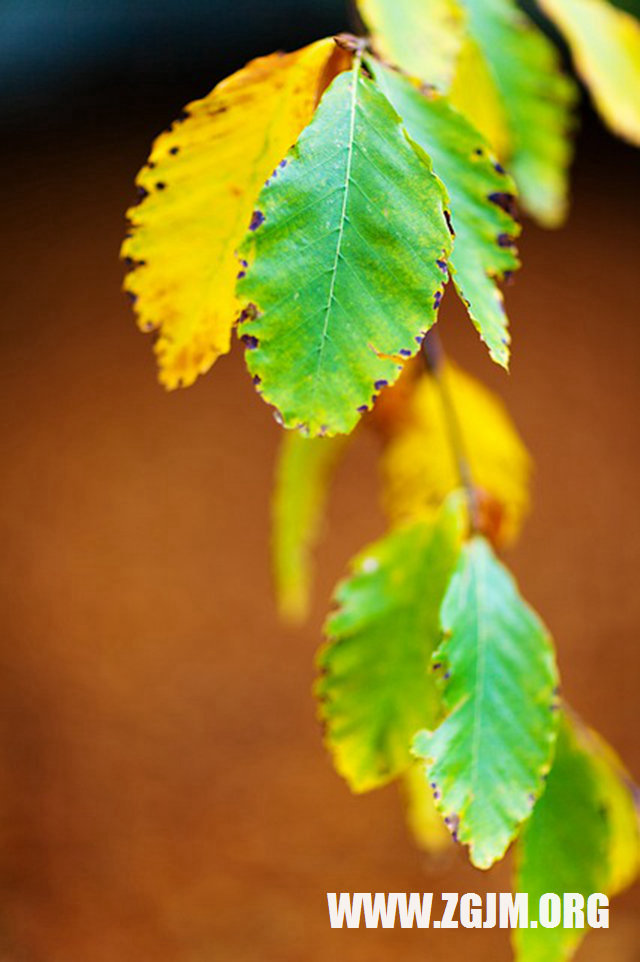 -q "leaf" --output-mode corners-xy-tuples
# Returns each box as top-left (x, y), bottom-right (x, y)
(457, 0), (577, 226)
(402, 762), (453, 854)
(237, 58), (453, 437)
(513, 717), (610, 962)
(316, 497), (465, 793)
(572, 718), (640, 898)
(357, 0), (577, 225)
(356, 0), (466, 90)
(272, 432), (348, 623)
(540, 0), (640, 145)
(370, 60), (520, 368)
(382, 363), (531, 546)
(413, 537), (559, 869)
(122, 38), (349, 389)
(448, 37), (511, 160)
